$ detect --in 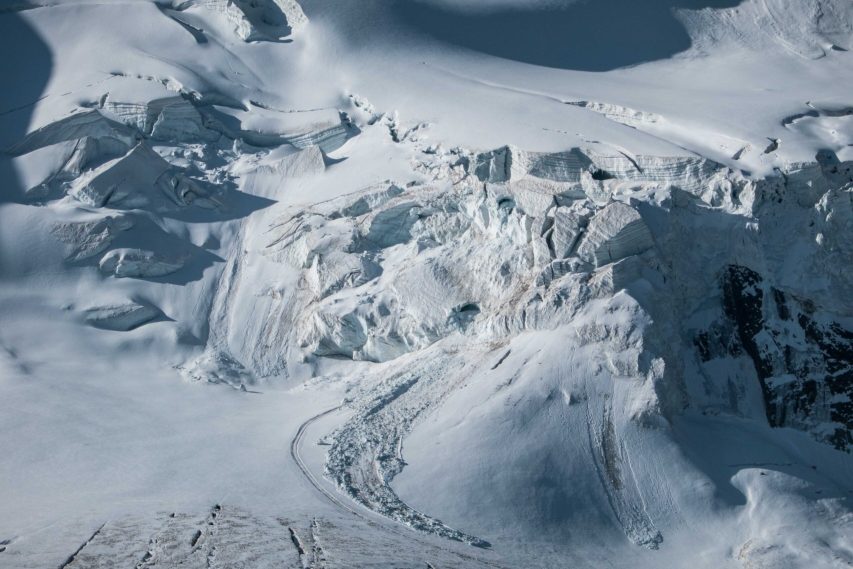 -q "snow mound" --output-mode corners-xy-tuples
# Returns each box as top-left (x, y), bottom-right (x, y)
(99, 248), (186, 279)
(50, 215), (133, 262)
(83, 302), (163, 331)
